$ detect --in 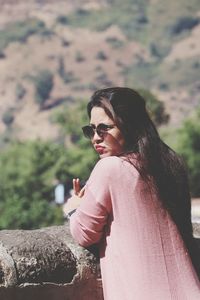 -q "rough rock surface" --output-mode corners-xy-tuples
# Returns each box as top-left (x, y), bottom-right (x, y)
(0, 223), (103, 300)
(0, 222), (199, 300)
